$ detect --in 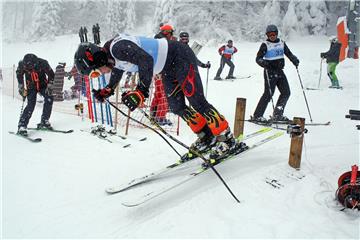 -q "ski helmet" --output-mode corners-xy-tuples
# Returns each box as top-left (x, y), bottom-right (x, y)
(179, 31), (189, 38)
(23, 53), (38, 70)
(266, 24), (278, 34)
(160, 24), (174, 35)
(74, 42), (108, 75)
